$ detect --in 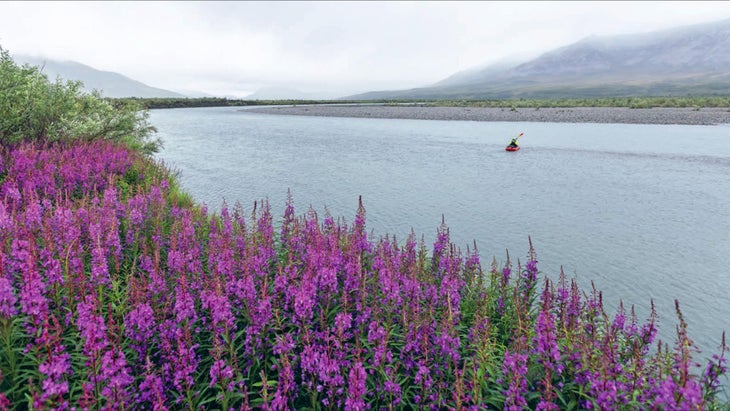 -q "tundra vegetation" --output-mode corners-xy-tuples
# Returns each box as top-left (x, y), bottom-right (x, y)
(121, 96), (730, 110)
(0, 46), (728, 410)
